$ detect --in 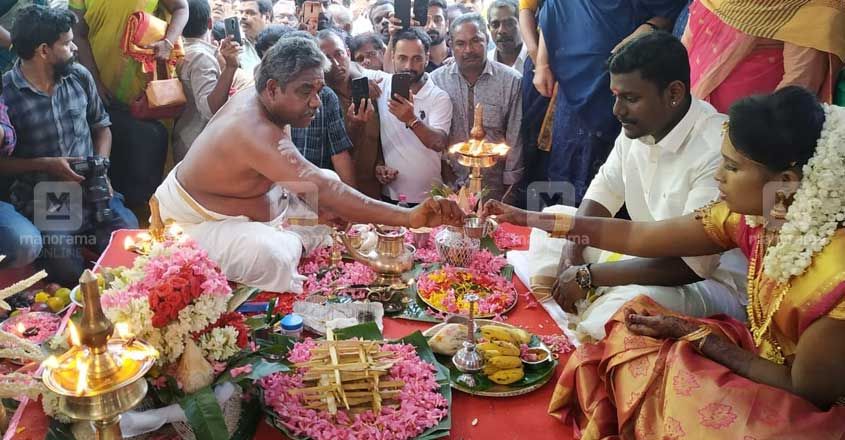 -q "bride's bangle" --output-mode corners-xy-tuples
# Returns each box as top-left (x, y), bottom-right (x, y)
(534, 63), (550, 70)
(680, 325), (712, 351)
